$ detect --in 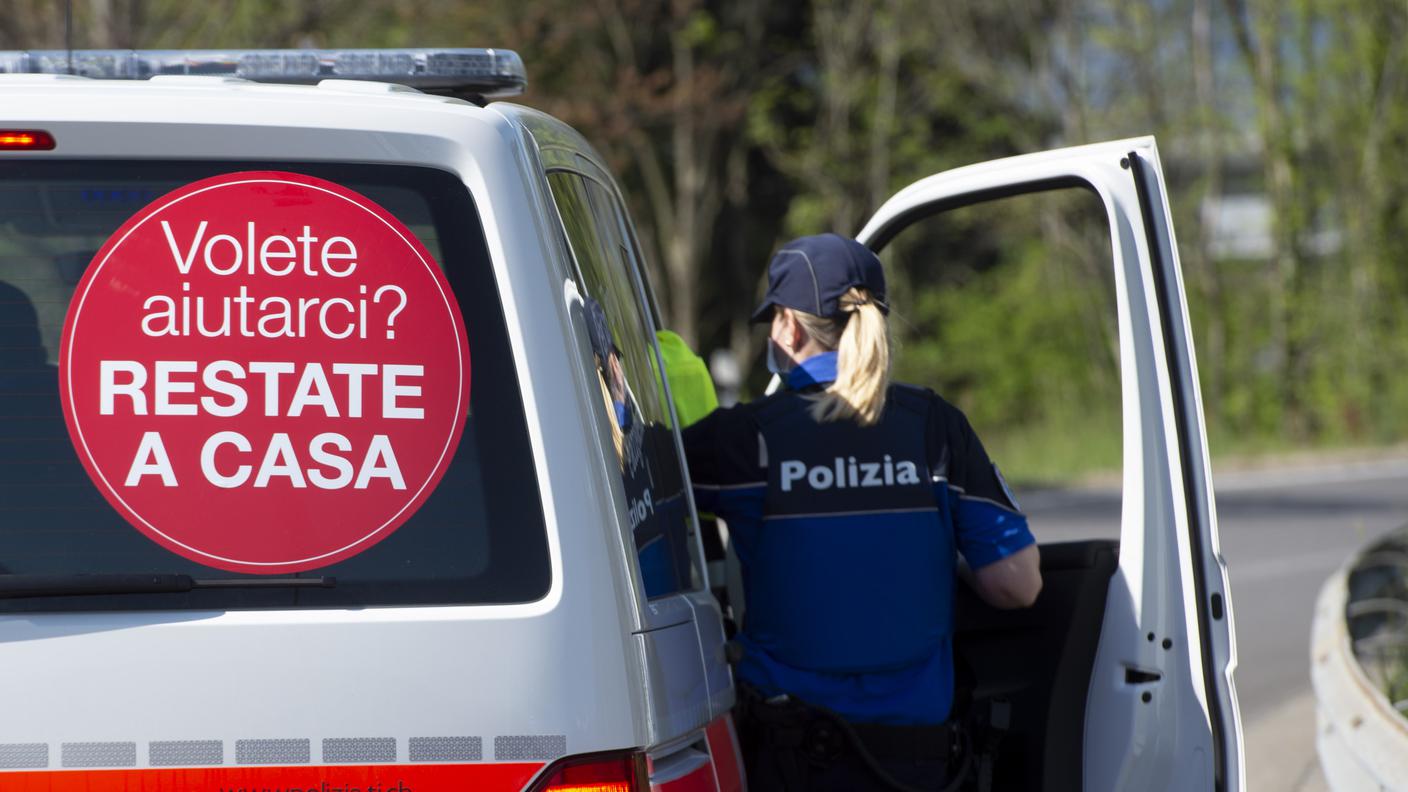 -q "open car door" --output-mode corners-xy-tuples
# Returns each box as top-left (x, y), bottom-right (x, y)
(855, 138), (1242, 792)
